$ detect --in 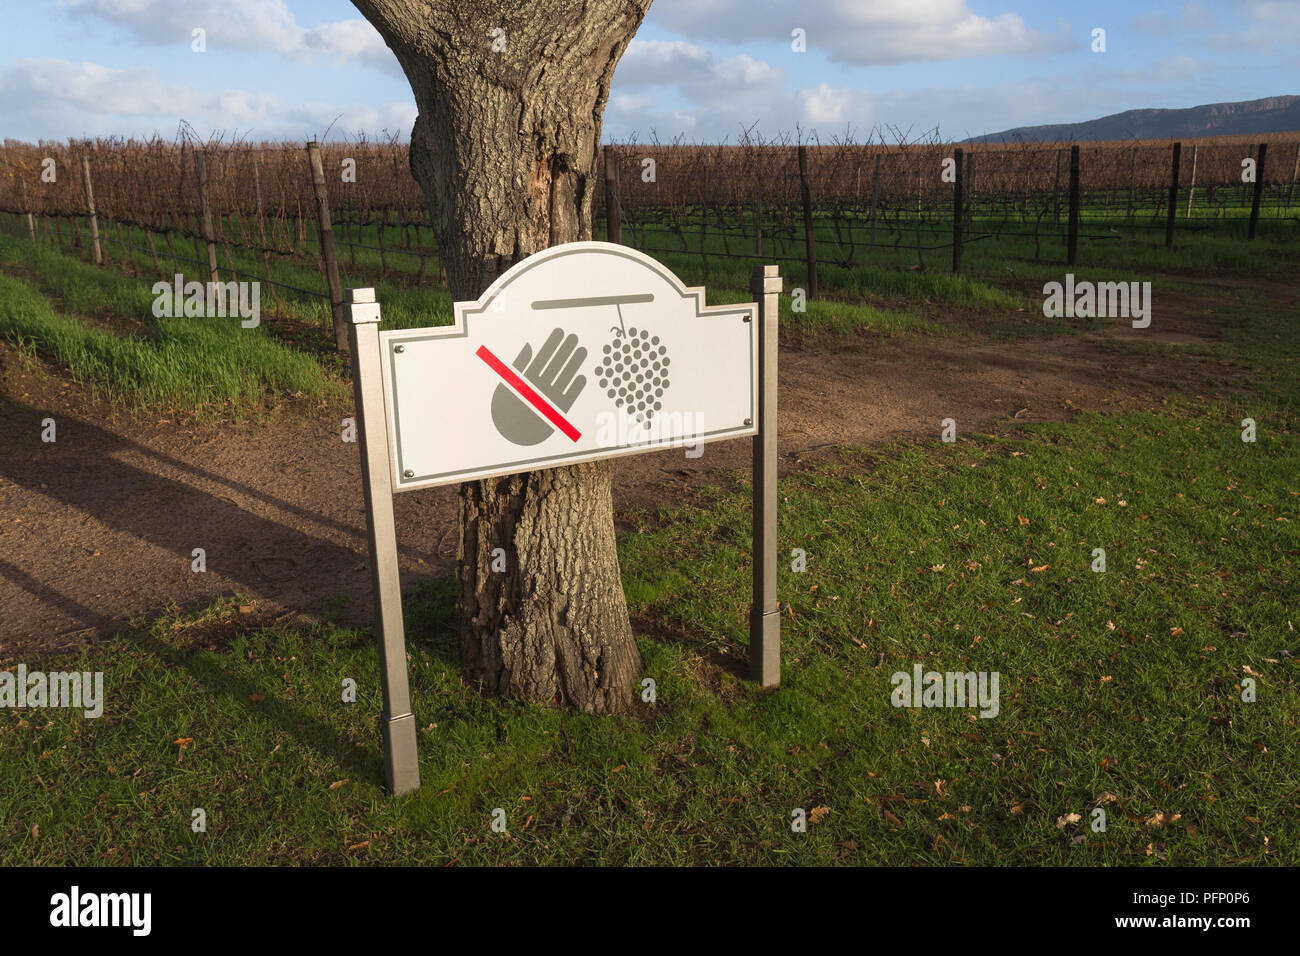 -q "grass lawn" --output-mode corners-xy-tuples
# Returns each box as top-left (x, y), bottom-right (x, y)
(0, 236), (342, 414)
(2, 399), (1295, 865)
